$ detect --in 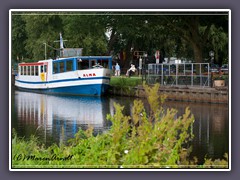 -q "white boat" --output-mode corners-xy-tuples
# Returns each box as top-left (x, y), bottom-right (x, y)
(14, 34), (113, 96)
